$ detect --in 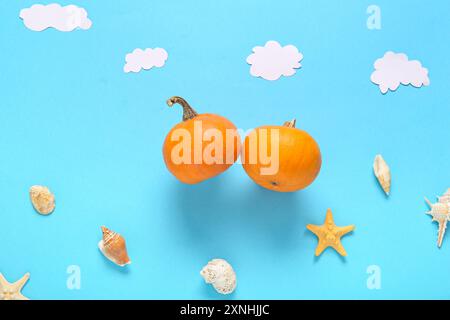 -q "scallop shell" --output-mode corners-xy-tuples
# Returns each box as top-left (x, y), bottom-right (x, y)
(200, 258), (236, 295)
(373, 154), (391, 196)
(98, 226), (131, 267)
(29, 185), (55, 215)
